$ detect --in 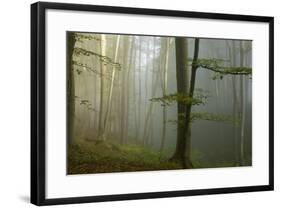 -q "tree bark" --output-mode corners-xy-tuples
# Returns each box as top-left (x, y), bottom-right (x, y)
(170, 37), (190, 167)
(136, 37), (142, 142)
(239, 41), (246, 165)
(67, 32), (76, 145)
(142, 37), (157, 145)
(98, 34), (107, 140)
(120, 36), (133, 144)
(103, 35), (121, 137)
(160, 38), (170, 155)
(230, 40), (240, 165)
(183, 38), (200, 168)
